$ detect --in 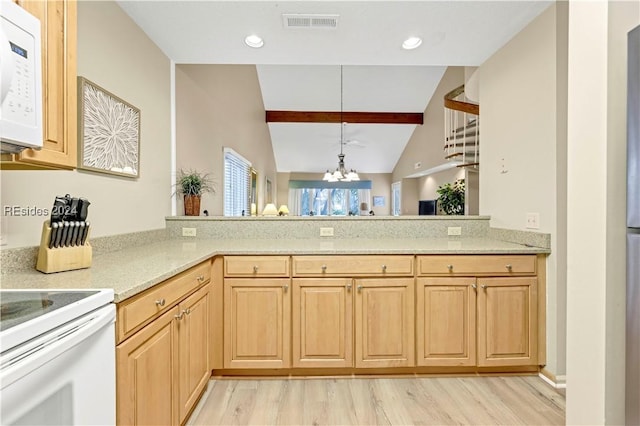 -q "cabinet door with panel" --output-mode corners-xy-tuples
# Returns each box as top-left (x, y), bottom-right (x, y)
(416, 277), (476, 367)
(354, 278), (414, 368)
(3, 0), (77, 169)
(476, 277), (537, 367)
(116, 307), (178, 426)
(223, 278), (291, 369)
(292, 278), (353, 368)
(177, 285), (210, 423)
